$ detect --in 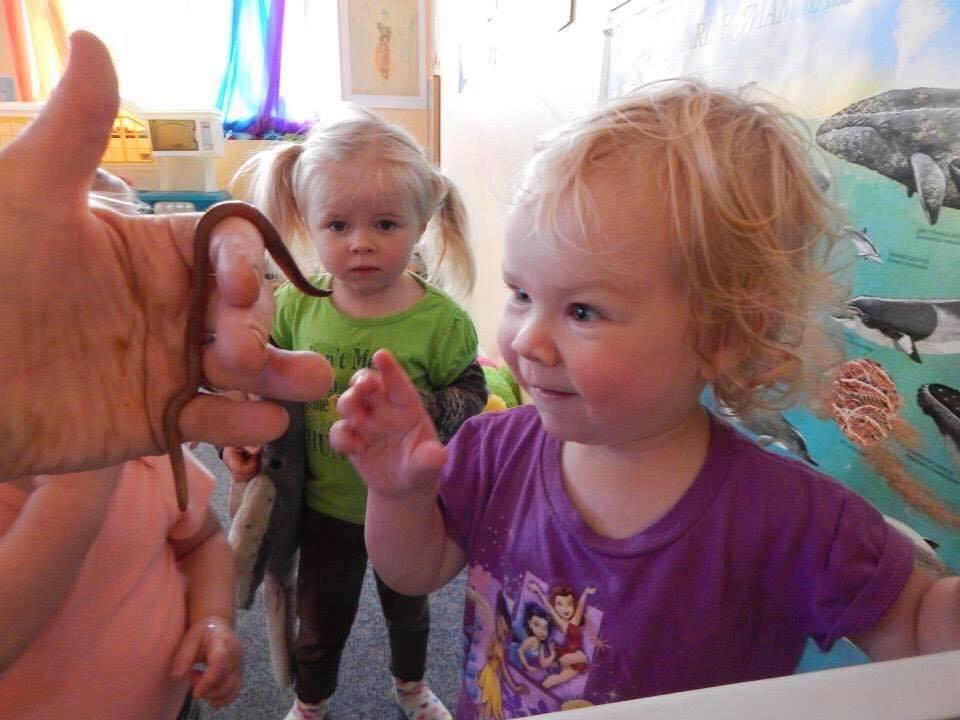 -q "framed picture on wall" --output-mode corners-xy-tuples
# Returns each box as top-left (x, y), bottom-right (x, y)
(338, 0), (427, 109)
